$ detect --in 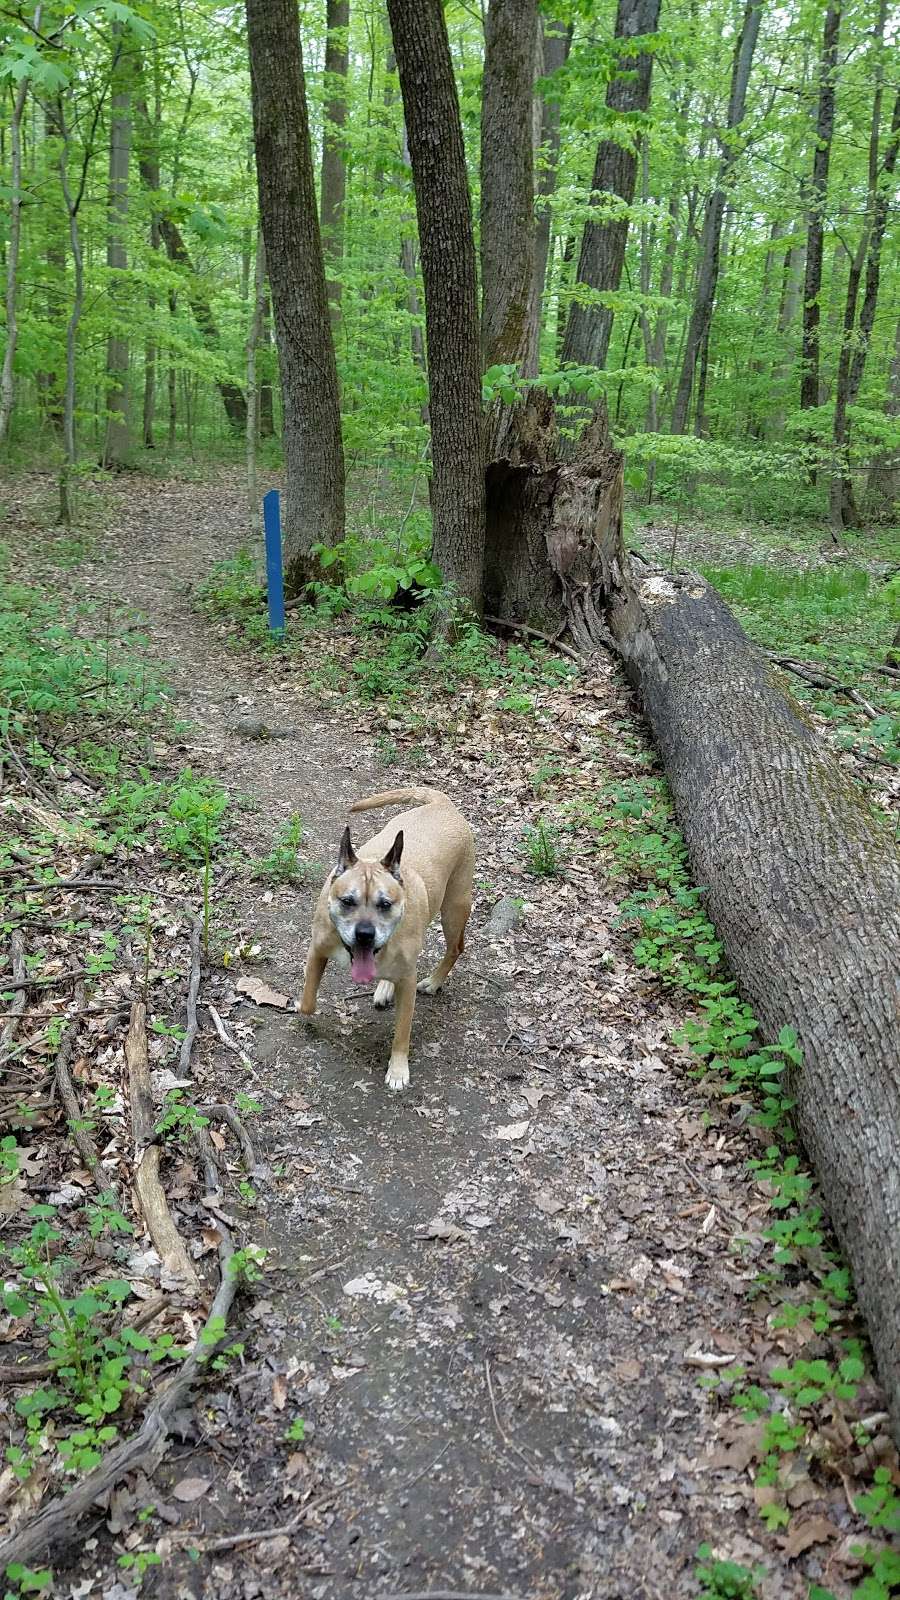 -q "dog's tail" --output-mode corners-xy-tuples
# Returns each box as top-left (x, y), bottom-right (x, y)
(349, 787), (448, 814)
